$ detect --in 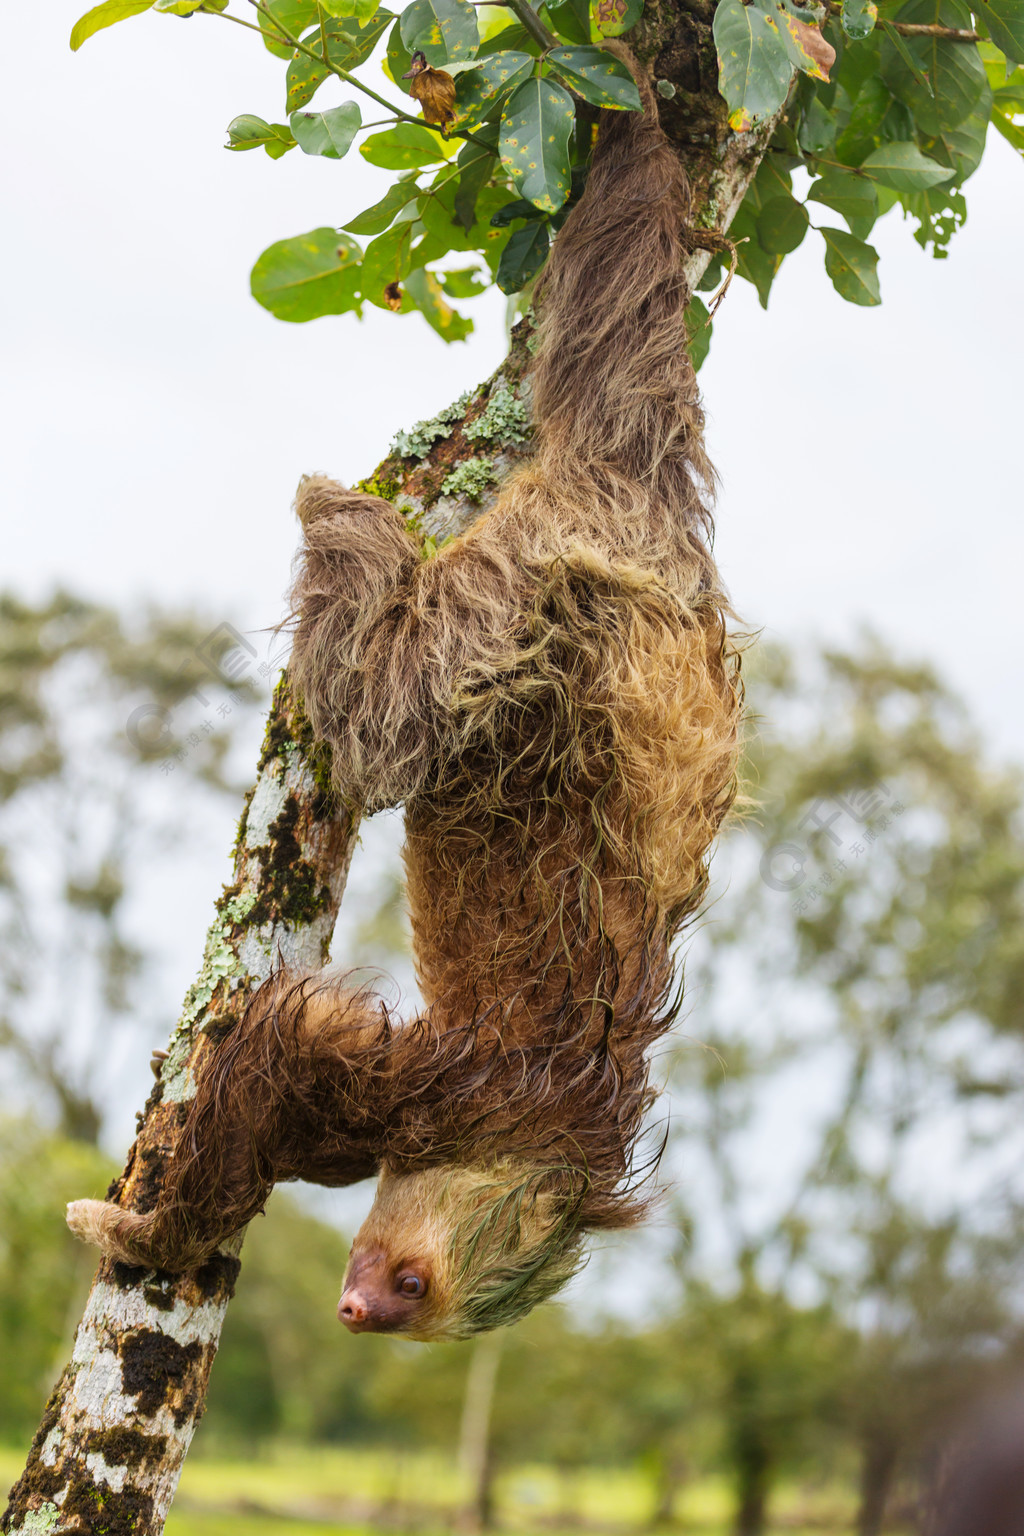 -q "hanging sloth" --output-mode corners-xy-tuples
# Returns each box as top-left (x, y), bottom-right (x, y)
(68, 54), (742, 1341)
